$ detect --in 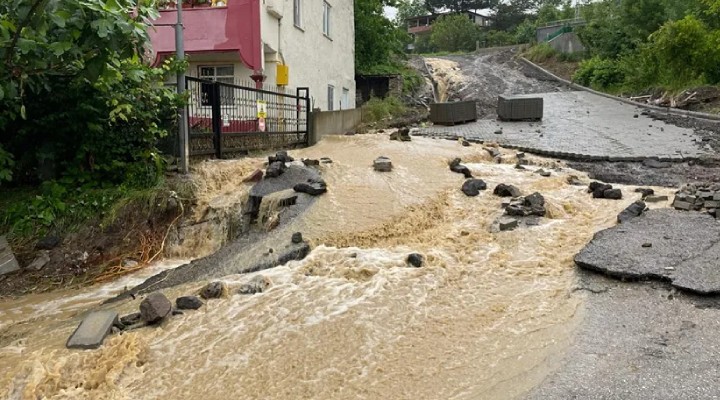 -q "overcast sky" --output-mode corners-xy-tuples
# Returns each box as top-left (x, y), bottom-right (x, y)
(384, 6), (398, 20)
